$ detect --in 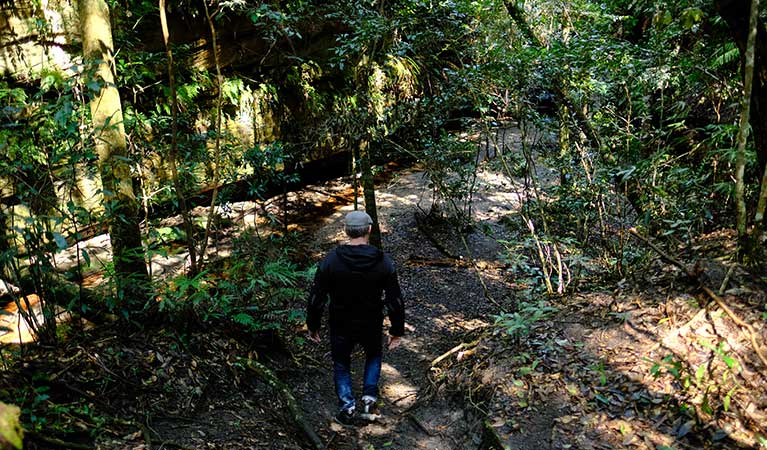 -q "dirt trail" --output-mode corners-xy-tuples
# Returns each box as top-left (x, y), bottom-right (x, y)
(284, 125), (767, 450)
(16, 125), (761, 450)
(289, 166), (520, 450)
